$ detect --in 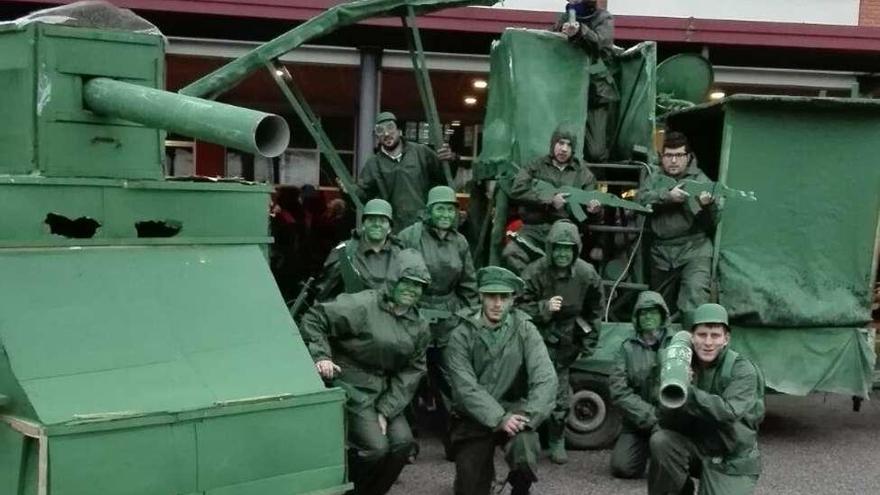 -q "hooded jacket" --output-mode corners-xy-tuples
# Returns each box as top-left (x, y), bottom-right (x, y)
(444, 306), (557, 429)
(637, 158), (718, 242)
(608, 291), (672, 432)
(509, 128), (598, 225)
(299, 249), (431, 419)
(520, 220), (605, 367)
